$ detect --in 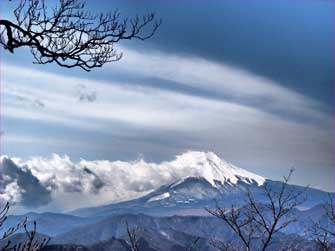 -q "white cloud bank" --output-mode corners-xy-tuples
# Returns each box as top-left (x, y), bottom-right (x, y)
(1, 151), (266, 212)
